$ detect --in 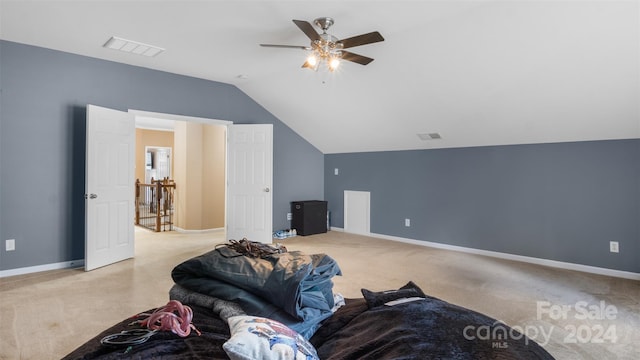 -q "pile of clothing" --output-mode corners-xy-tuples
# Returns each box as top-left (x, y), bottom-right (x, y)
(170, 239), (342, 339)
